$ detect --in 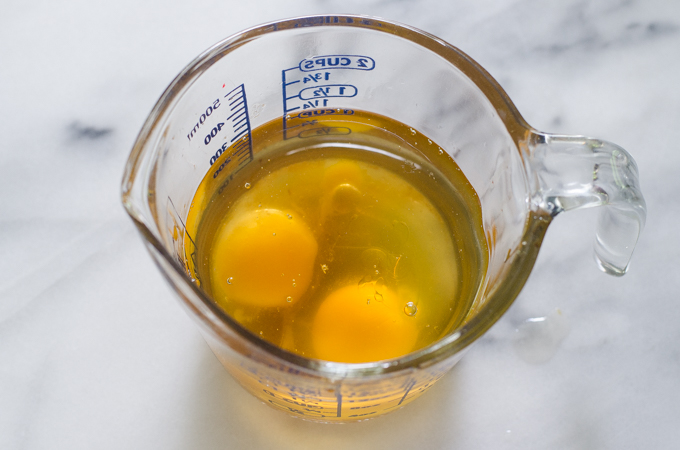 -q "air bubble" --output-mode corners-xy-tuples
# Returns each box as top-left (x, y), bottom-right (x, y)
(227, 277), (233, 285)
(286, 296), (292, 303)
(244, 182), (251, 189)
(404, 302), (417, 316)
(273, 233), (276, 236)
(409, 128), (416, 135)
(321, 264), (329, 274)
(287, 214), (292, 219)
(427, 139), (432, 144)
(438, 148), (444, 155)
